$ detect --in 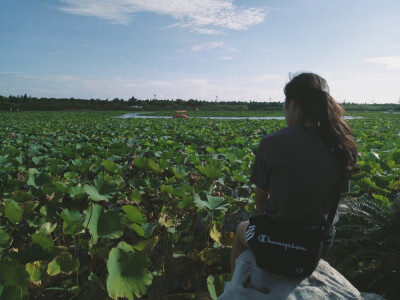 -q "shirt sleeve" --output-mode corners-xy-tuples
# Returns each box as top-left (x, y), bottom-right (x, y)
(250, 139), (269, 191)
